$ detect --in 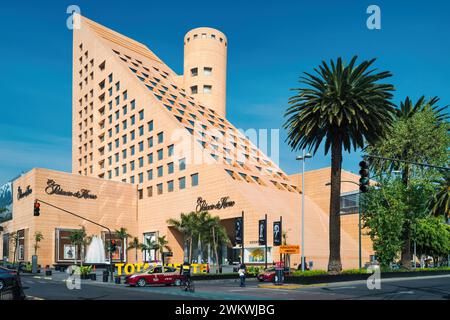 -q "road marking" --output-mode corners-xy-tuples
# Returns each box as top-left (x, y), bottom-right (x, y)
(26, 296), (44, 300)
